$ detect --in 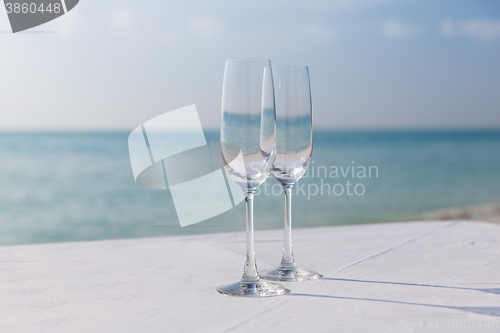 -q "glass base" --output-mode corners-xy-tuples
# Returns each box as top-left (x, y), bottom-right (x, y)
(260, 267), (320, 282)
(217, 280), (286, 297)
